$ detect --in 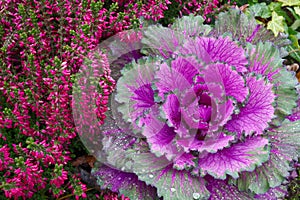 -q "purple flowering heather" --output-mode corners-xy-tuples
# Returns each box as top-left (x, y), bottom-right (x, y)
(74, 9), (300, 200)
